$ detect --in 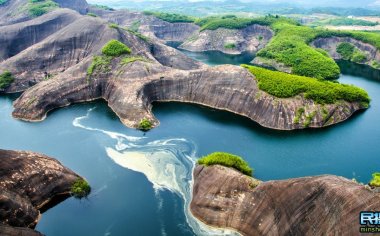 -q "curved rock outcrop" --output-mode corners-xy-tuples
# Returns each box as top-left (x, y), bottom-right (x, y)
(312, 37), (380, 69)
(0, 9), (201, 93)
(191, 165), (380, 236)
(179, 24), (273, 55)
(0, 149), (83, 235)
(12, 60), (363, 130)
(0, 0), (88, 26)
(89, 9), (200, 43)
